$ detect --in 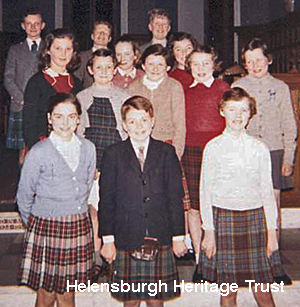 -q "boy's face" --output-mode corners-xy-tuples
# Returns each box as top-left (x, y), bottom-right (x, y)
(173, 39), (194, 69)
(115, 41), (136, 72)
(21, 14), (45, 40)
(220, 99), (251, 135)
(122, 109), (154, 144)
(142, 54), (169, 82)
(88, 56), (114, 85)
(190, 52), (214, 83)
(91, 24), (111, 48)
(244, 48), (270, 79)
(148, 16), (170, 41)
